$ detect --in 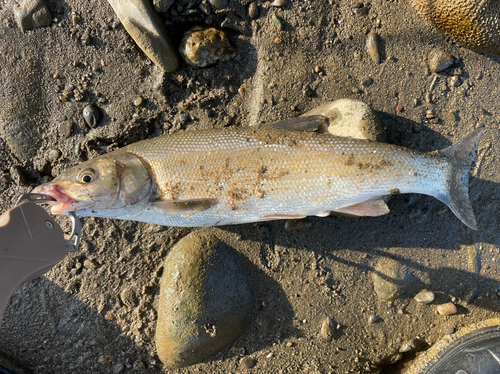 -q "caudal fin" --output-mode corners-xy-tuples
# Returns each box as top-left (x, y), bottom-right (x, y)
(438, 128), (483, 230)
